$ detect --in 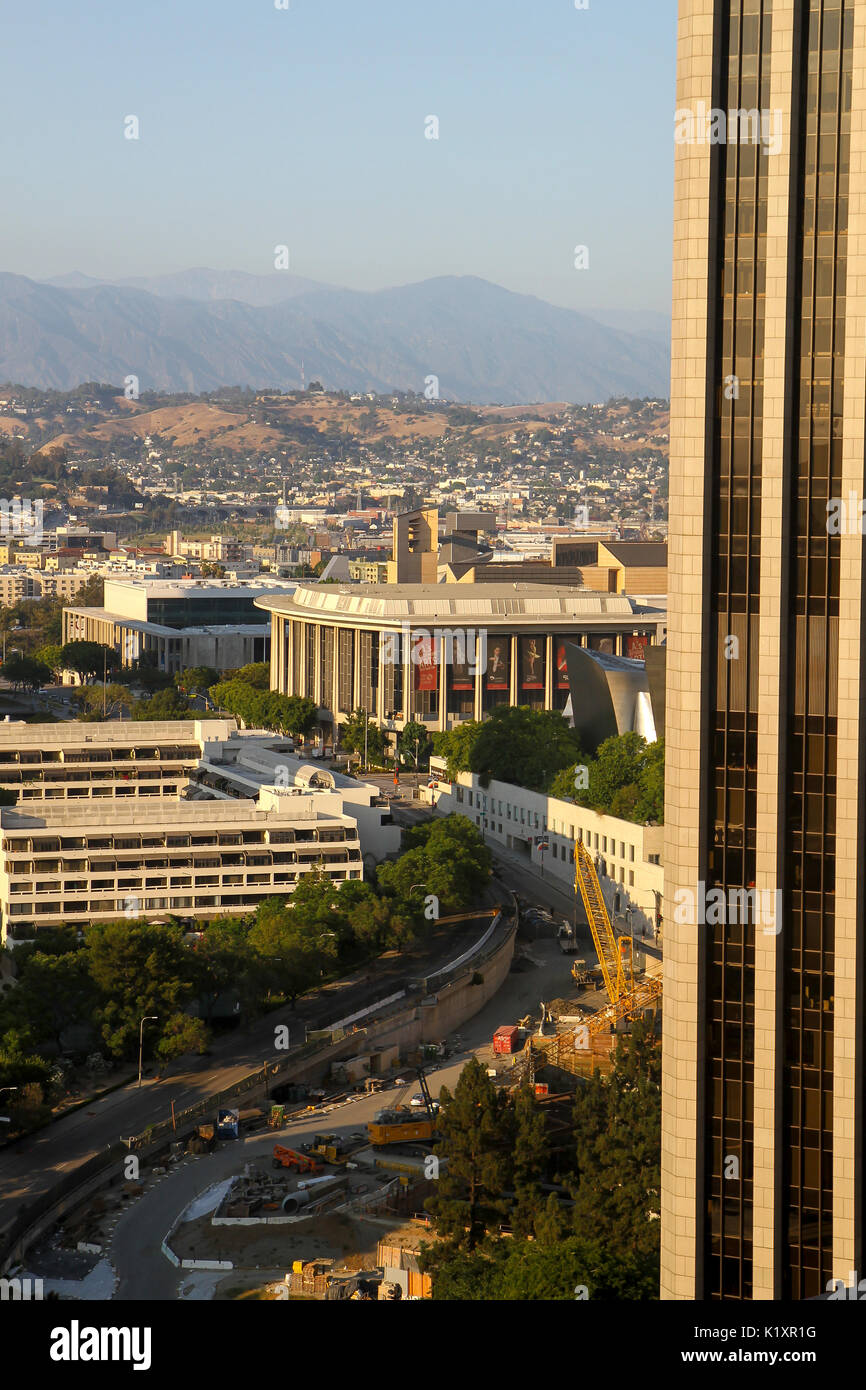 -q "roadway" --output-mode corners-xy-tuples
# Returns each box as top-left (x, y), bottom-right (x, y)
(103, 933), (572, 1300)
(0, 906), (499, 1235)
